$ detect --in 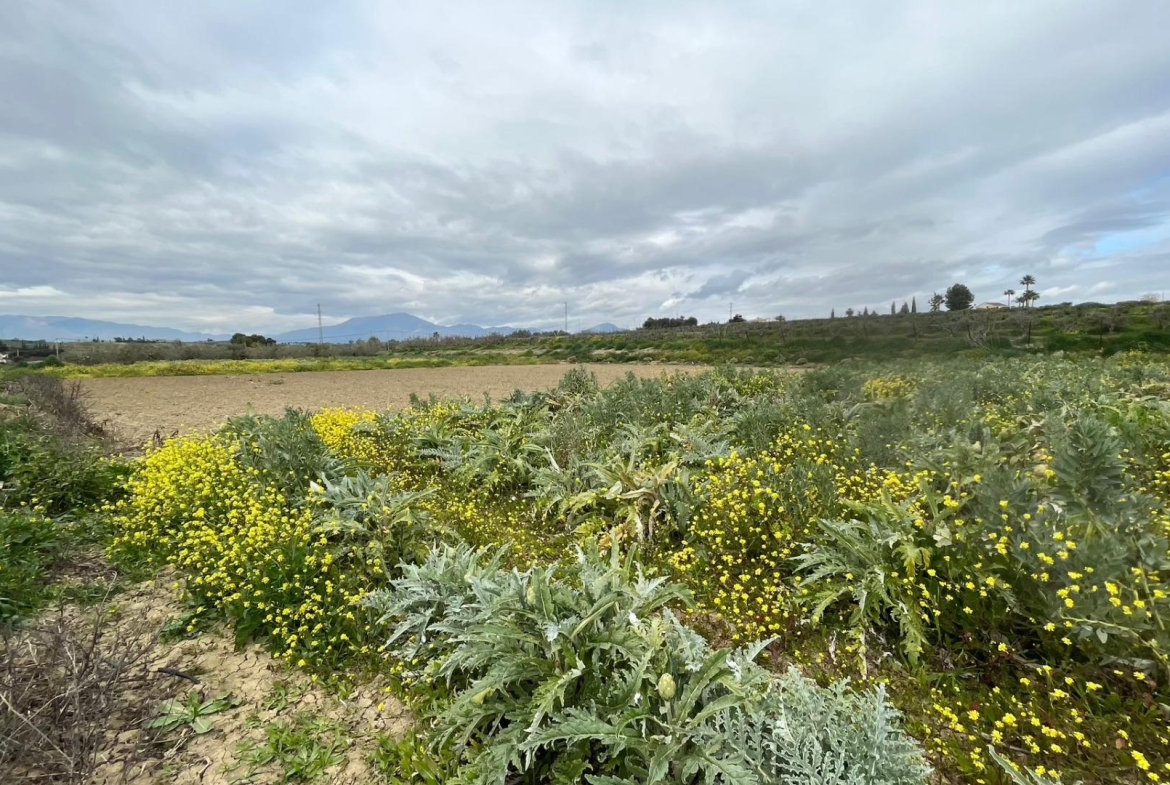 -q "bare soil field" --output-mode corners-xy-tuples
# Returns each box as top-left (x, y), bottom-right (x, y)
(82, 363), (697, 445)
